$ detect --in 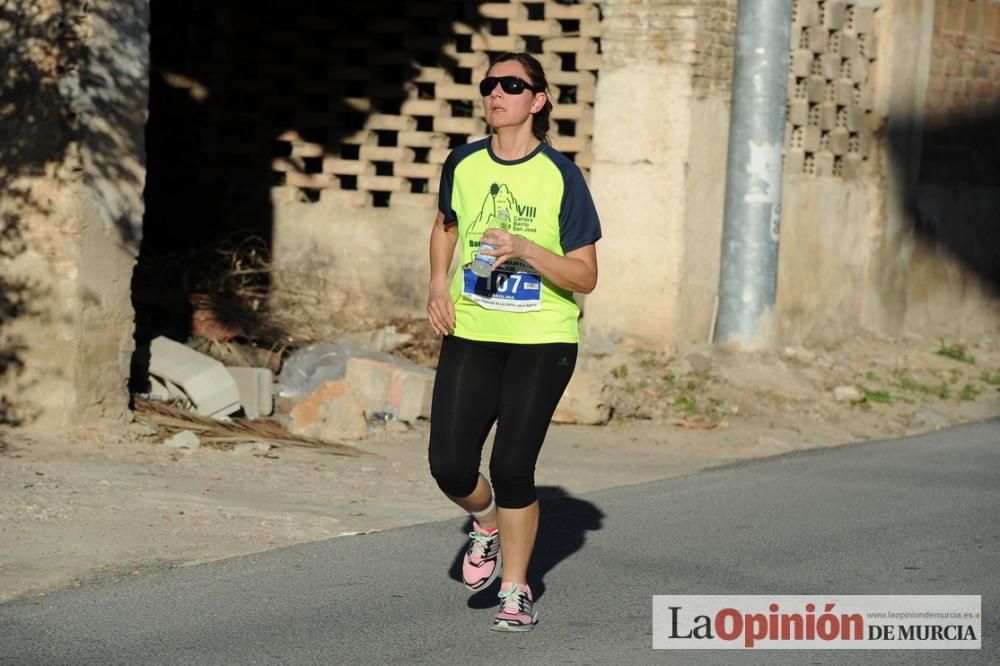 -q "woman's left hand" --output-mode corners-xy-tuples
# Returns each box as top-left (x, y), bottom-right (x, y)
(480, 227), (531, 269)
